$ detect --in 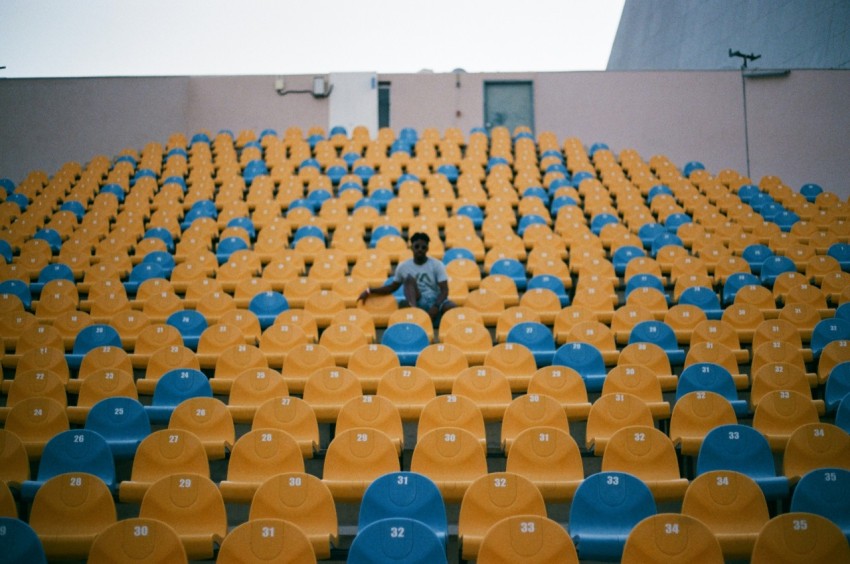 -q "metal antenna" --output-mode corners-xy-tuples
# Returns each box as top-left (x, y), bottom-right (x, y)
(728, 49), (761, 69)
